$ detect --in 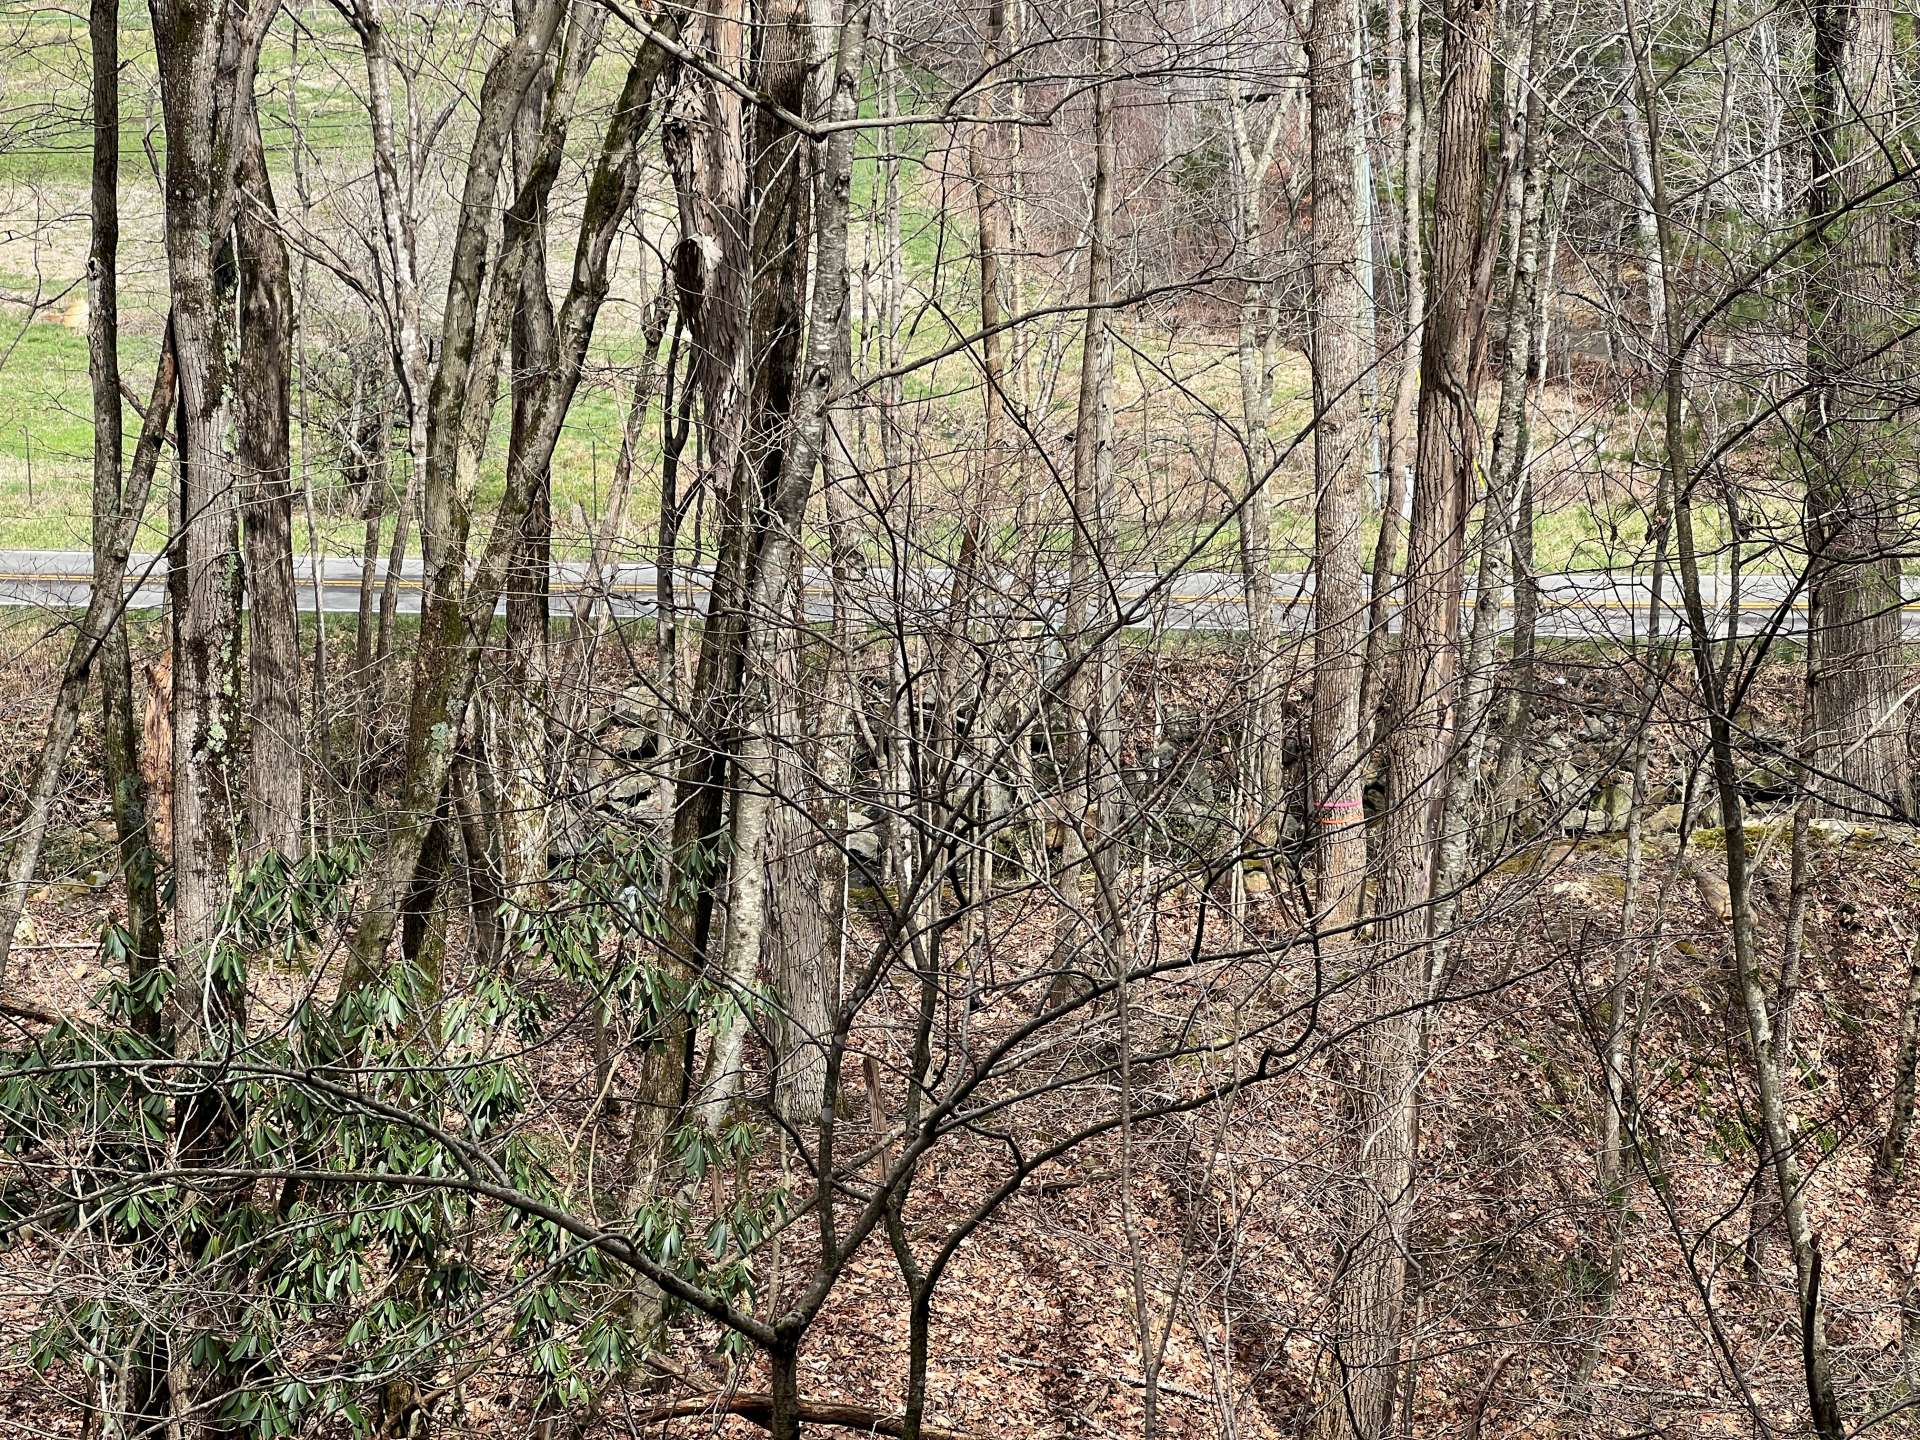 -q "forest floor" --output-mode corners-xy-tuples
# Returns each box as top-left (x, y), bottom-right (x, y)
(2, 623), (1919, 1438)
